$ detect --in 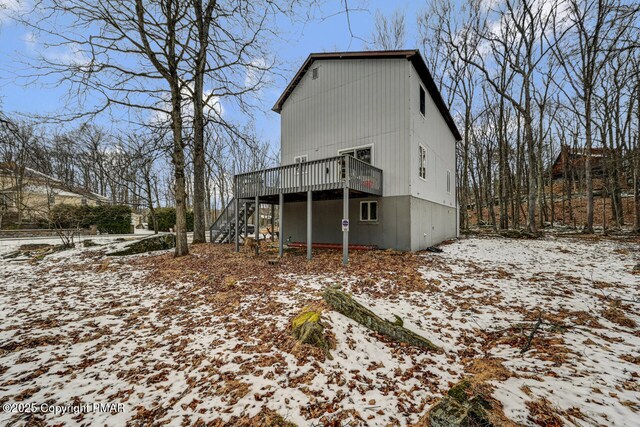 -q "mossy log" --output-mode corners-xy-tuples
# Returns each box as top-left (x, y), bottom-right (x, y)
(322, 287), (441, 352)
(108, 234), (175, 256)
(291, 308), (333, 359)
